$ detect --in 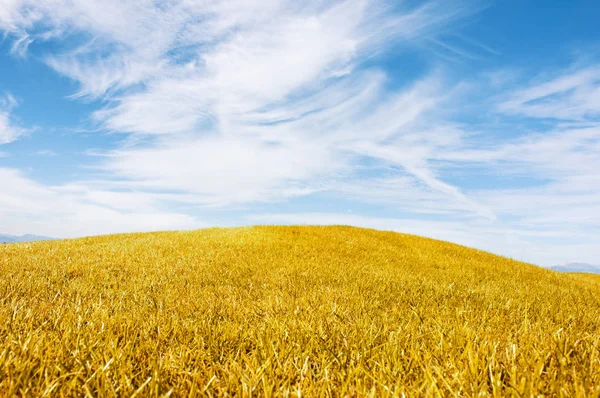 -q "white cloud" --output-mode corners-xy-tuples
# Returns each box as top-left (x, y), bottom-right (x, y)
(1, 0), (491, 235)
(0, 94), (27, 145)
(436, 119), (600, 236)
(499, 65), (600, 121)
(10, 33), (33, 57)
(0, 168), (201, 238)
(104, 136), (340, 206)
